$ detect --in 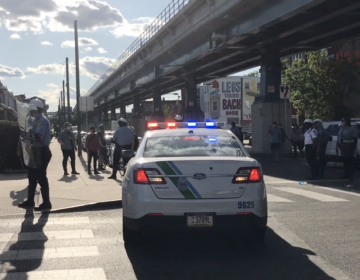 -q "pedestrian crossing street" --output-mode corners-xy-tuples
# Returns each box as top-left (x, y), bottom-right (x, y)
(0, 216), (108, 280)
